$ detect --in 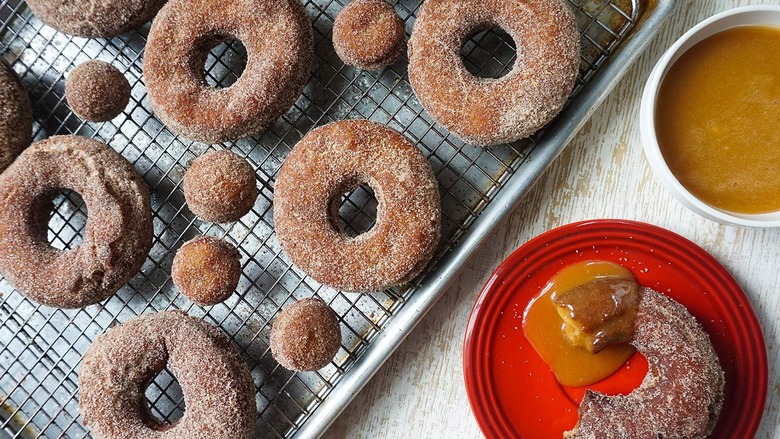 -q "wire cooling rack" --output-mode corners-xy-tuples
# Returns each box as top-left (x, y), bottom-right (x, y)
(0, 0), (663, 437)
